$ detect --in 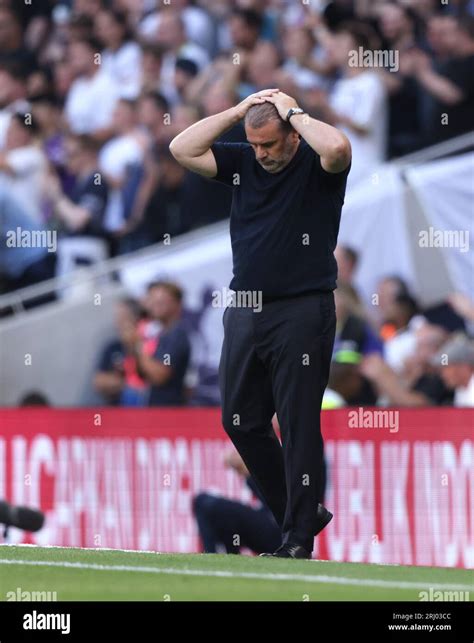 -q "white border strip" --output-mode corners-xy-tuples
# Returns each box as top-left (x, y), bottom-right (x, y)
(0, 559), (472, 592)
